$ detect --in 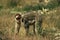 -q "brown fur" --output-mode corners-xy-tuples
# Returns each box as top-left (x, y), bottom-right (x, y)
(15, 13), (22, 35)
(22, 12), (37, 35)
